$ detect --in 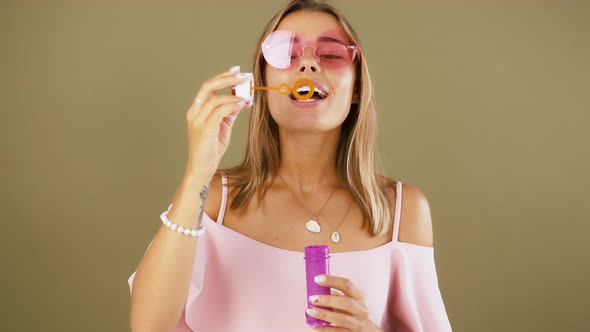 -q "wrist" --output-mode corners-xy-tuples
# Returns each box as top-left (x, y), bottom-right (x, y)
(183, 170), (214, 186)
